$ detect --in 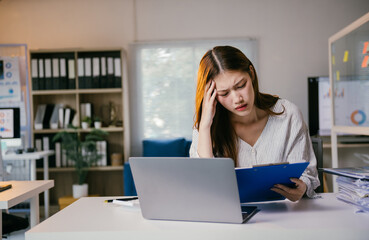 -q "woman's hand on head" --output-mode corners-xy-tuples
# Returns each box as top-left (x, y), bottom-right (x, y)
(270, 178), (307, 202)
(199, 80), (217, 130)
